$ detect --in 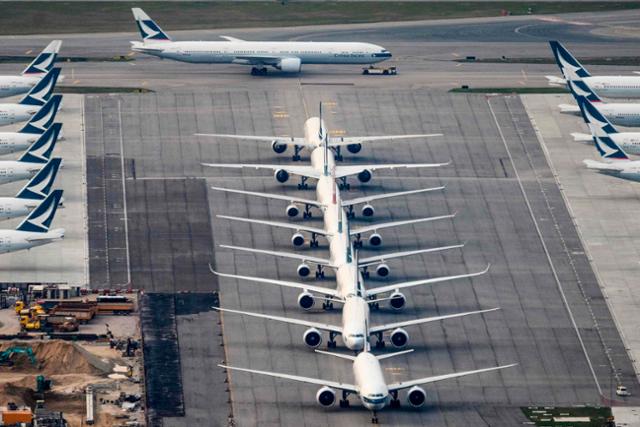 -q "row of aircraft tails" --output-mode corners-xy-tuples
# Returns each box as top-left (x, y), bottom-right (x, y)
(0, 42), (67, 255)
(202, 105), (516, 423)
(549, 41), (640, 183)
